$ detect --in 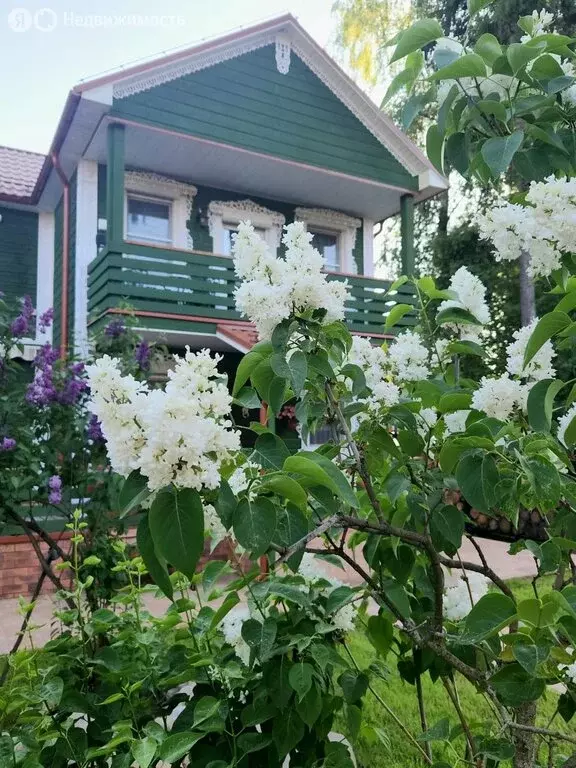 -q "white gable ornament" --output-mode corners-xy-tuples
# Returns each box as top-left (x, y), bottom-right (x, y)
(275, 34), (291, 74)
